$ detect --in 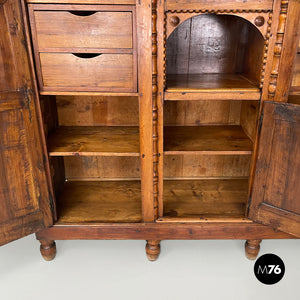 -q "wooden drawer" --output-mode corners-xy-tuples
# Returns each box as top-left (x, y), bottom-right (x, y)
(40, 53), (135, 92)
(166, 0), (273, 11)
(29, 6), (134, 50)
